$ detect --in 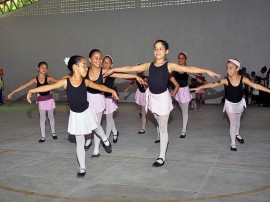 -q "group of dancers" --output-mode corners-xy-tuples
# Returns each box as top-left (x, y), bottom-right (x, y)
(8, 39), (270, 177)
